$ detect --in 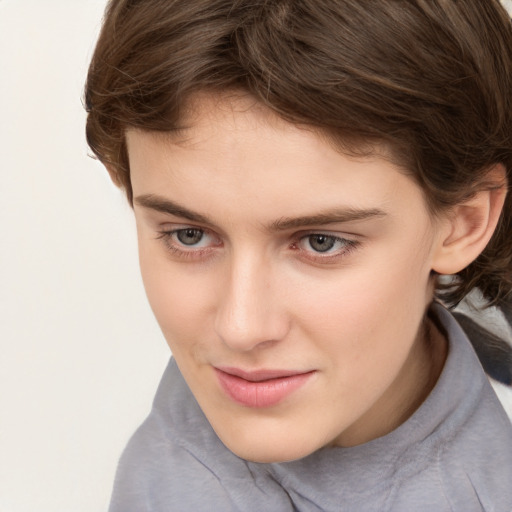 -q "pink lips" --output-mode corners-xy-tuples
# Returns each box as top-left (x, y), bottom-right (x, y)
(214, 367), (315, 408)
